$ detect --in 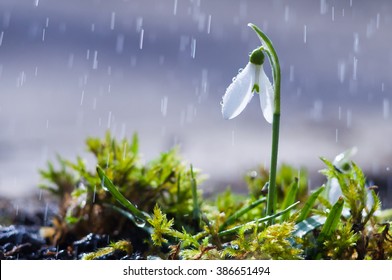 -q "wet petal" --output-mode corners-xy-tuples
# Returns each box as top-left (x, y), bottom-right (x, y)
(258, 67), (274, 123)
(222, 63), (255, 120)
